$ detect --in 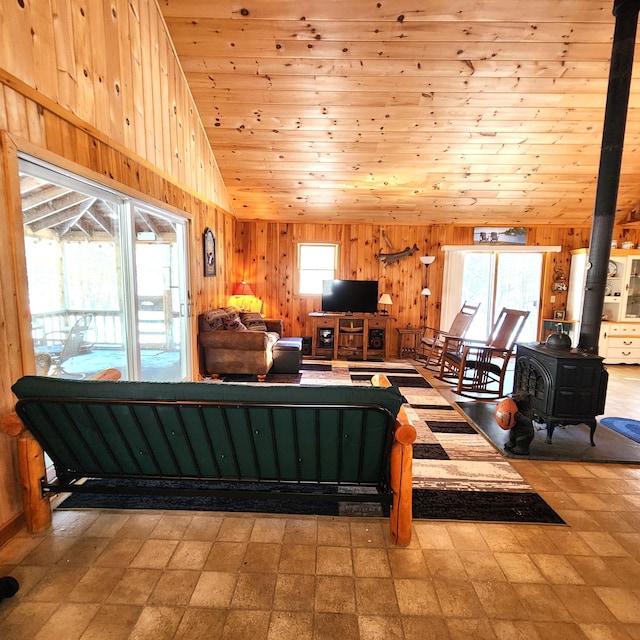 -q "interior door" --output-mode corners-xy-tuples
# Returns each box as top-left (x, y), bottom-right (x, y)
(461, 251), (542, 343)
